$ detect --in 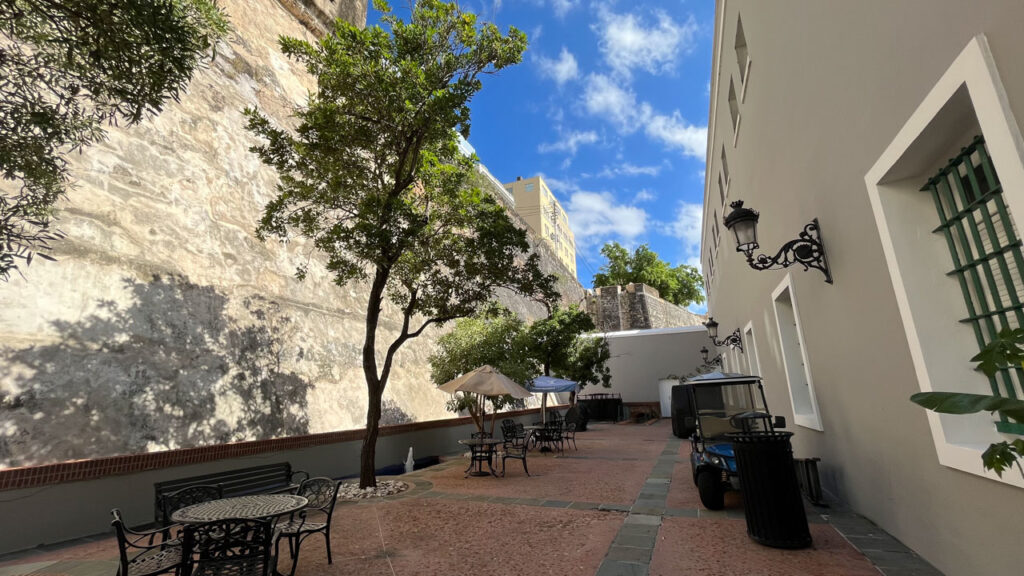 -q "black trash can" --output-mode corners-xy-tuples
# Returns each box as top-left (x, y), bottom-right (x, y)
(728, 431), (812, 549)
